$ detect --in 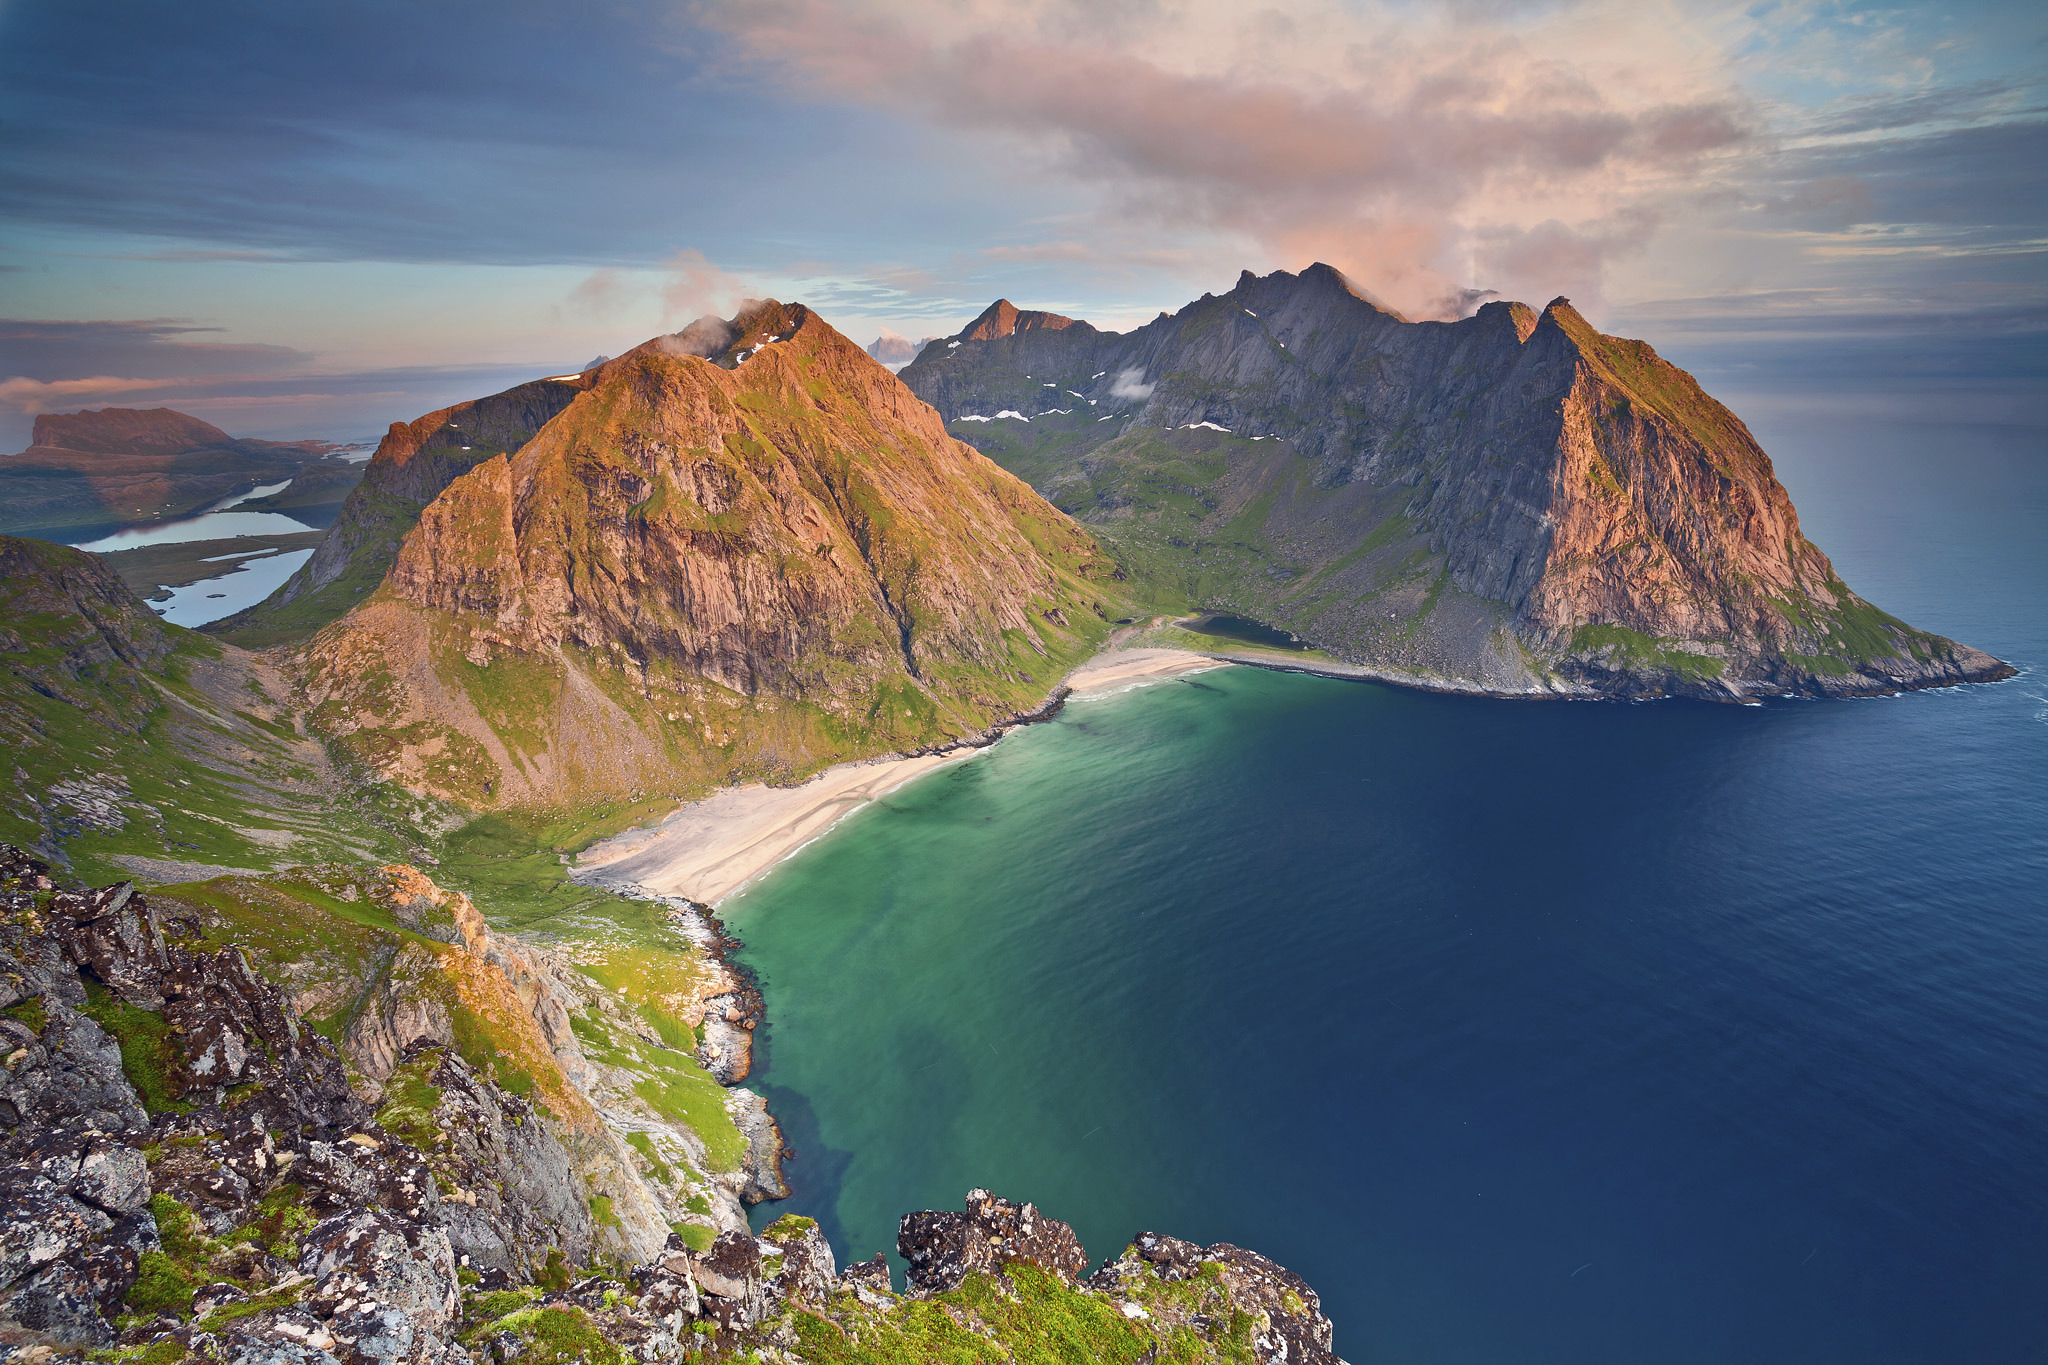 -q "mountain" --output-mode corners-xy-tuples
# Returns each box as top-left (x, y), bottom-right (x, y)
(295, 301), (1123, 815)
(0, 535), (417, 882)
(0, 407), (361, 538)
(865, 330), (941, 366)
(207, 378), (591, 648)
(901, 264), (2012, 699)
